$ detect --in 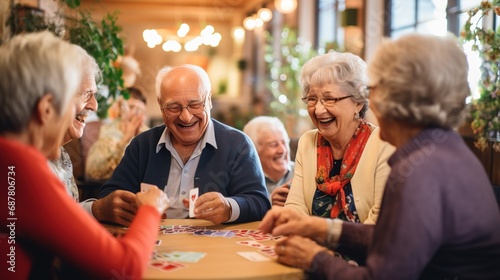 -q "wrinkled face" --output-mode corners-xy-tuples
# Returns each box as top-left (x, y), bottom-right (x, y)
(158, 68), (211, 146)
(257, 129), (290, 181)
(306, 83), (361, 143)
(64, 75), (97, 142)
